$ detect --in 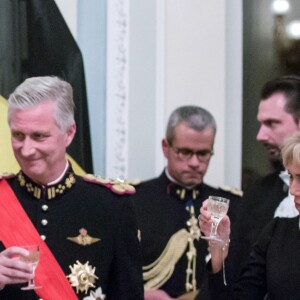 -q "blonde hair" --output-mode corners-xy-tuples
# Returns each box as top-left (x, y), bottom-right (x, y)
(281, 131), (300, 168)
